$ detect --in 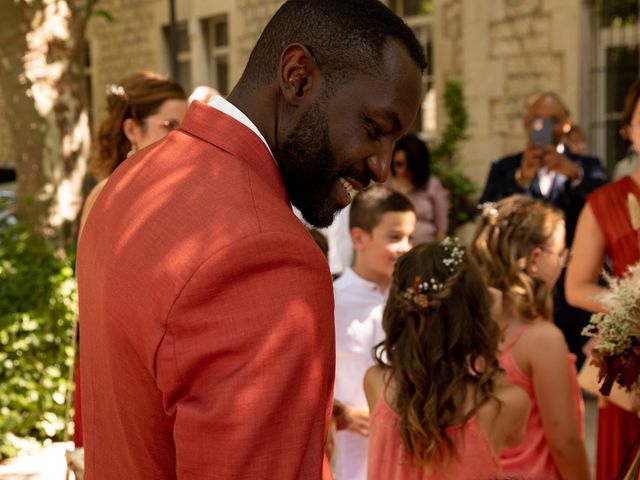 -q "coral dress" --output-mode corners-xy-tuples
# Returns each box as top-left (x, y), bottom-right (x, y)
(367, 386), (500, 480)
(588, 176), (640, 480)
(498, 320), (584, 479)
